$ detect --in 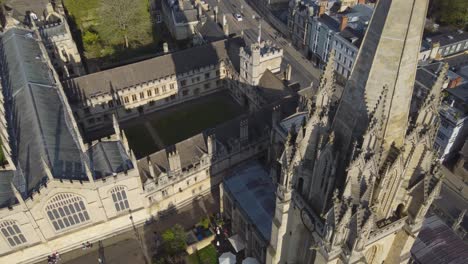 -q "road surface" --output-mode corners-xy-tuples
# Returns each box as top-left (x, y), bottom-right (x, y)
(205, 0), (322, 88)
